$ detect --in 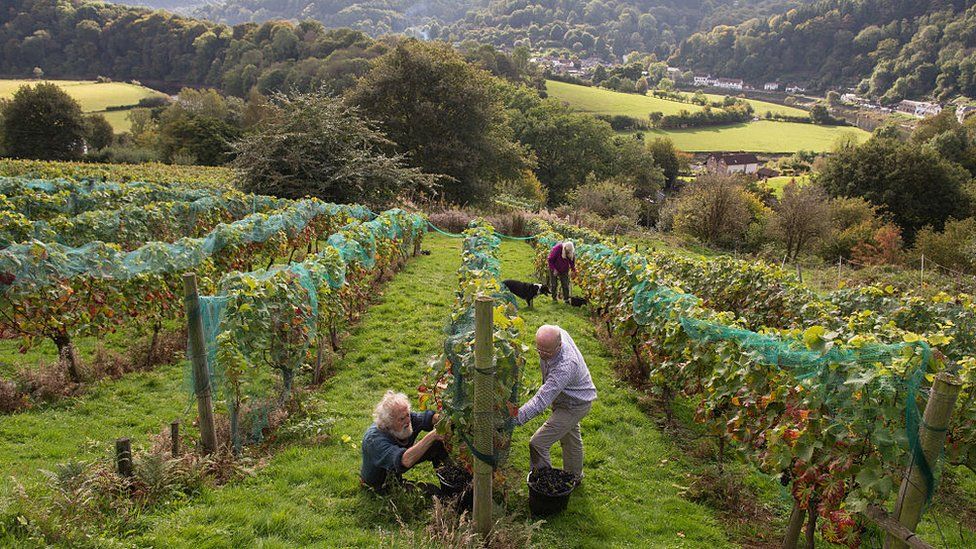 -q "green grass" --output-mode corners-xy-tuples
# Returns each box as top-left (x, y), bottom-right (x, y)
(0, 361), (193, 493)
(627, 121), (869, 153)
(698, 93), (809, 118)
(0, 79), (167, 133)
(761, 174), (812, 197)
(546, 79), (869, 152)
(117, 233), (731, 547)
(547, 79), (705, 117)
